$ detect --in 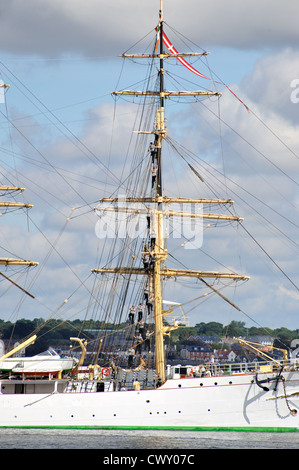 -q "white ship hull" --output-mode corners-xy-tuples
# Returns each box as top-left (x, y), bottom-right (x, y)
(1, 370), (298, 431)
